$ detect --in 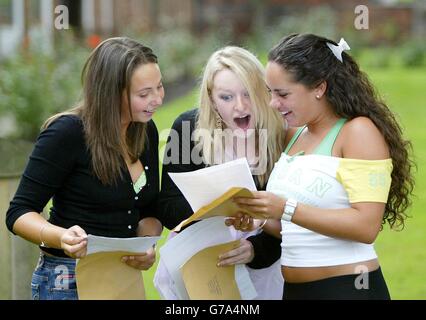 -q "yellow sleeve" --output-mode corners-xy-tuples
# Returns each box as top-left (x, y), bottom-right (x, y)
(336, 158), (393, 203)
